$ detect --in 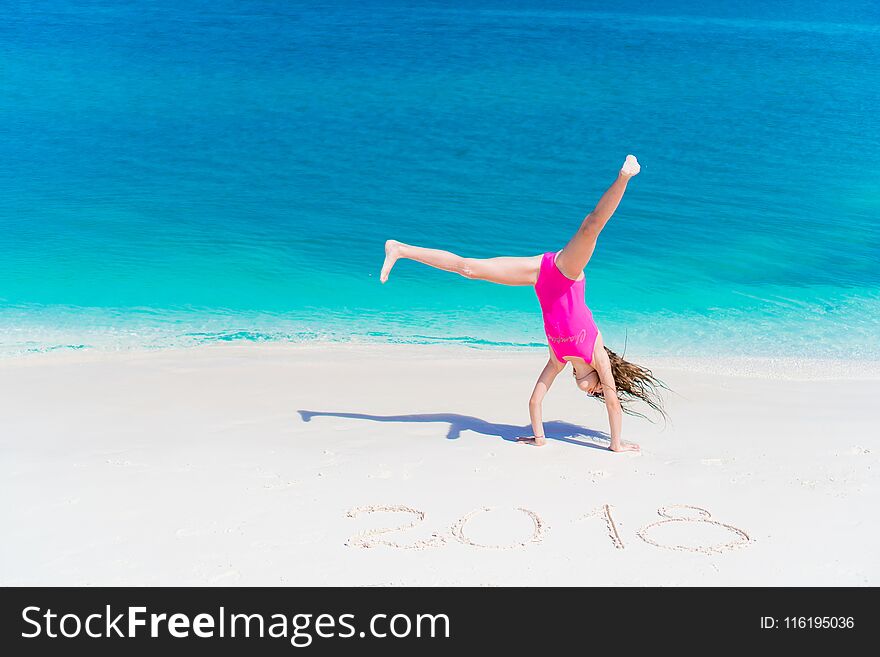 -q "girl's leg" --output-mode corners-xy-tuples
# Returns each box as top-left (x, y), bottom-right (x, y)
(555, 155), (640, 280)
(380, 240), (540, 286)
